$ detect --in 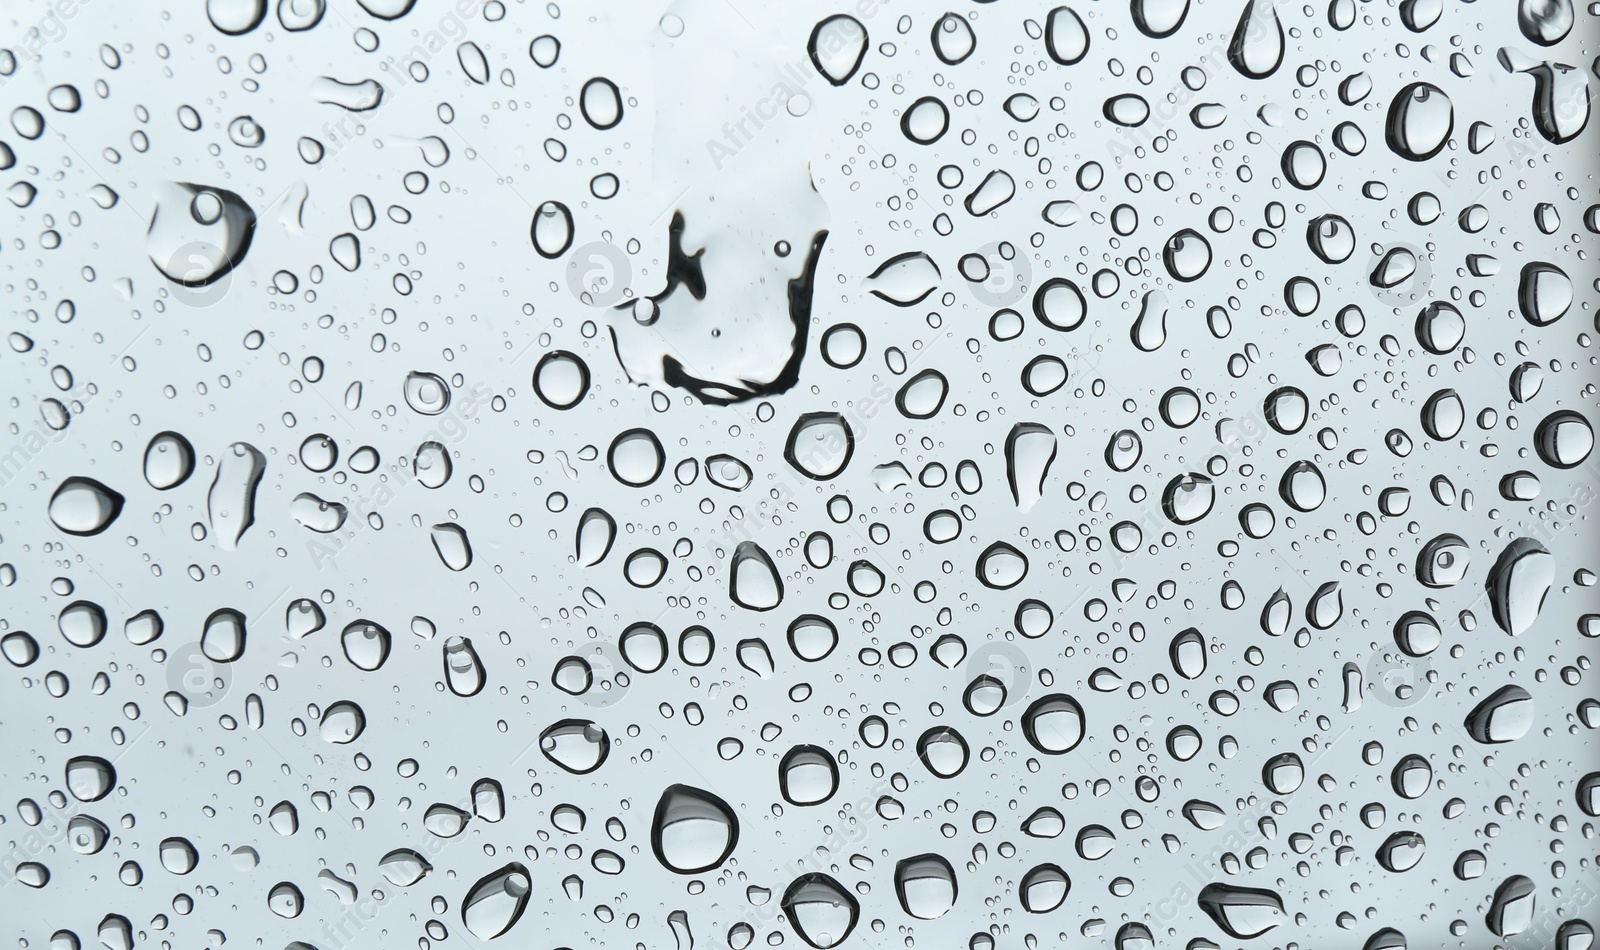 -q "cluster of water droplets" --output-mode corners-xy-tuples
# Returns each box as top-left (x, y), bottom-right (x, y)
(0, 0), (1597, 948)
